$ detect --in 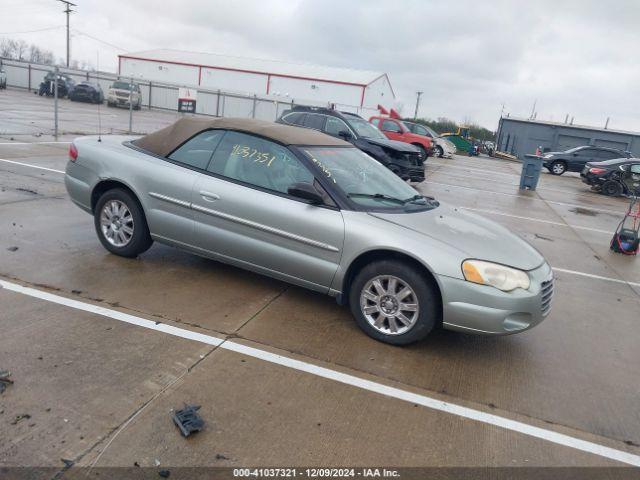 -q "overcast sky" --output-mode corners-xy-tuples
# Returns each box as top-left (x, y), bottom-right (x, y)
(2, 0), (639, 130)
